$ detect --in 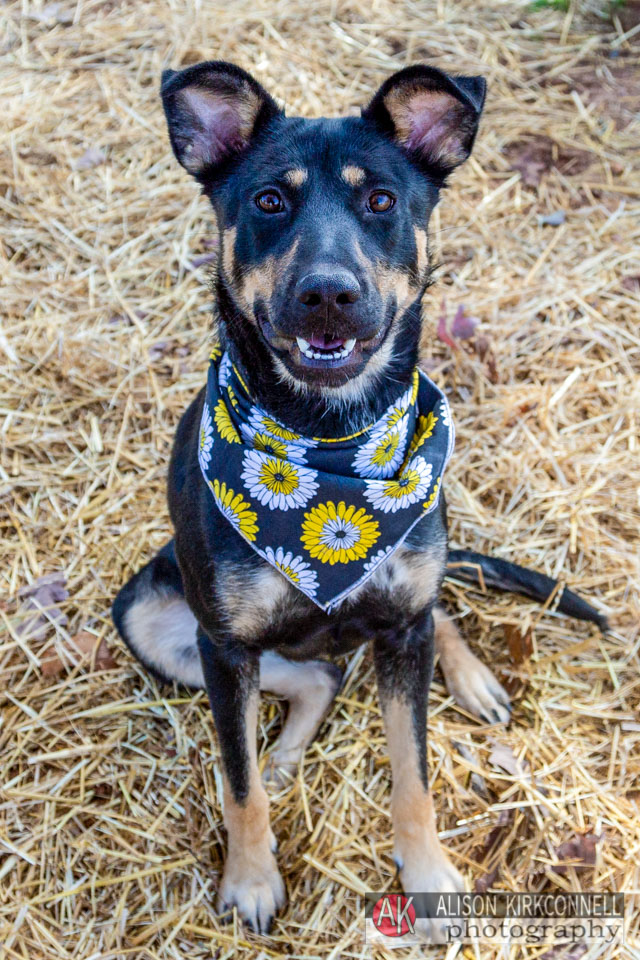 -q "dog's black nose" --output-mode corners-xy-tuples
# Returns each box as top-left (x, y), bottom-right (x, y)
(295, 268), (361, 308)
